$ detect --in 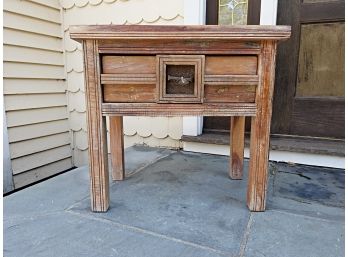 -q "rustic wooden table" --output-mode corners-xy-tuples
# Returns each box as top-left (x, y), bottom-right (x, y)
(70, 25), (291, 212)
